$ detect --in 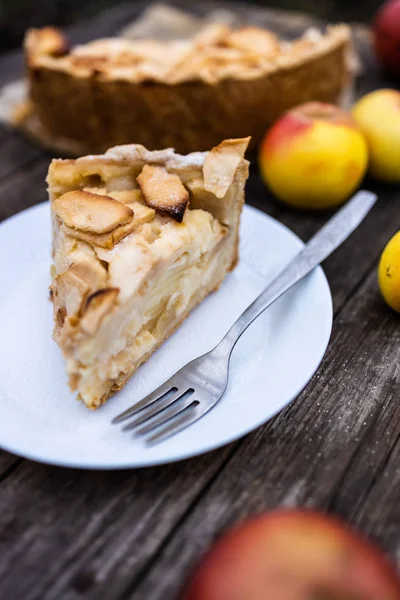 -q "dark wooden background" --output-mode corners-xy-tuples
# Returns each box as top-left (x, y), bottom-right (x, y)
(0, 0), (383, 53)
(0, 2), (399, 599)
